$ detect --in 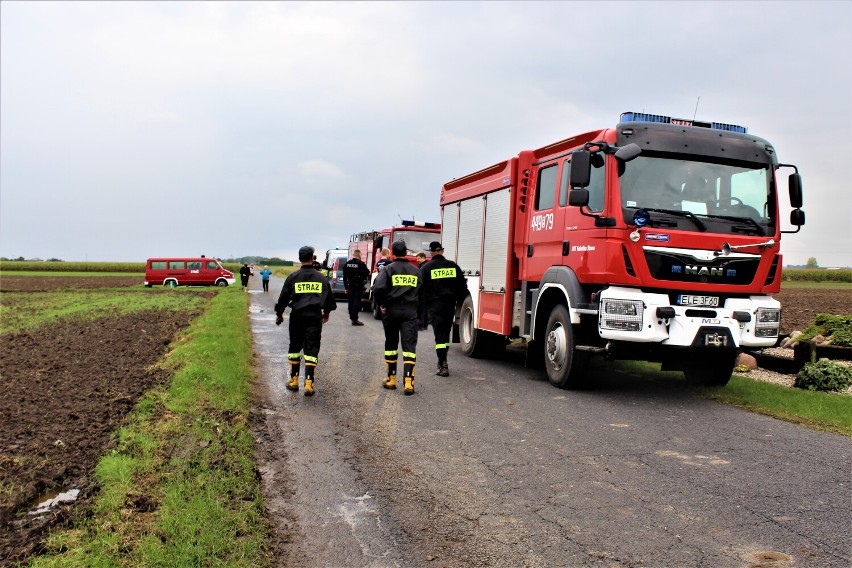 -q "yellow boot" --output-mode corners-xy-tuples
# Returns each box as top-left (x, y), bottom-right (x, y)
(304, 379), (314, 396)
(286, 376), (299, 391)
(404, 376), (414, 395)
(383, 375), (397, 390)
